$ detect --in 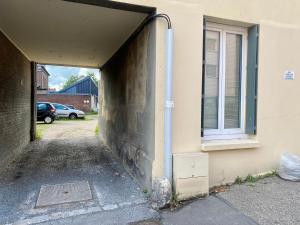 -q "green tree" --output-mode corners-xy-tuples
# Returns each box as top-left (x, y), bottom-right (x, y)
(87, 72), (99, 86)
(62, 75), (81, 89)
(62, 72), (99, 90)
